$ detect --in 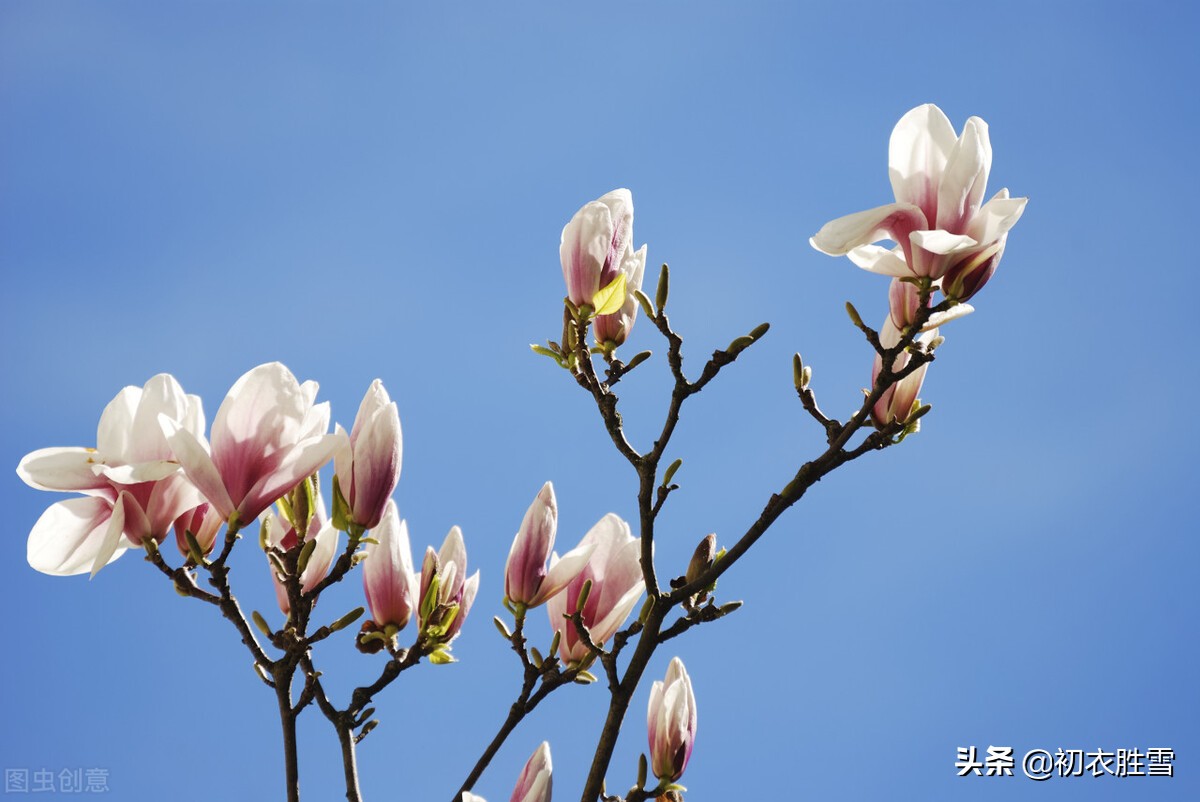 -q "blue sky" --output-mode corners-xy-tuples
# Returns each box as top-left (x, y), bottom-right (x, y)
(2, 2), (1197, 801)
